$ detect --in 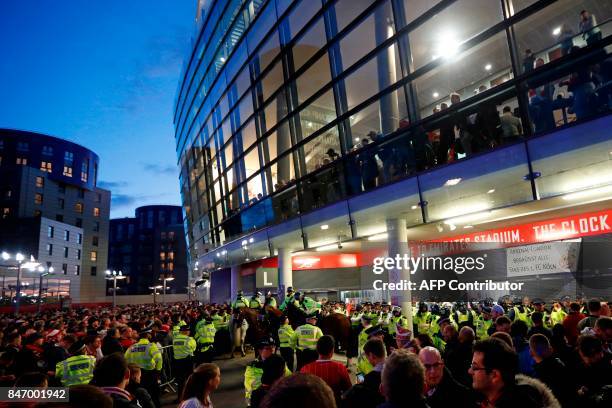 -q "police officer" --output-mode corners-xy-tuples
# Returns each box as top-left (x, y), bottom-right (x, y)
(531, 298), (553, 328)
(509, 296), (532, 326)
(125, 328), (163, 408)
(356, 314), (373, 374)
(279, 287), (296, 311)
(388, 307), (408, 337)
(56, 341), (96, 386)
(232, 290), (249, 309)
(172, 325), (196, 400)
(171, 314), (187, 337)
(293, 313), (323, 370)
(244, 337), (290, 406)
(278, 315), (295, 371)
(194, 314), (216, 364)
(550, 300), (568, 326)
(264, 291), (277, 309)
(414, 302), (433, 335)
(475, 306), (494, 340)
(249, 292), (263, 311)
